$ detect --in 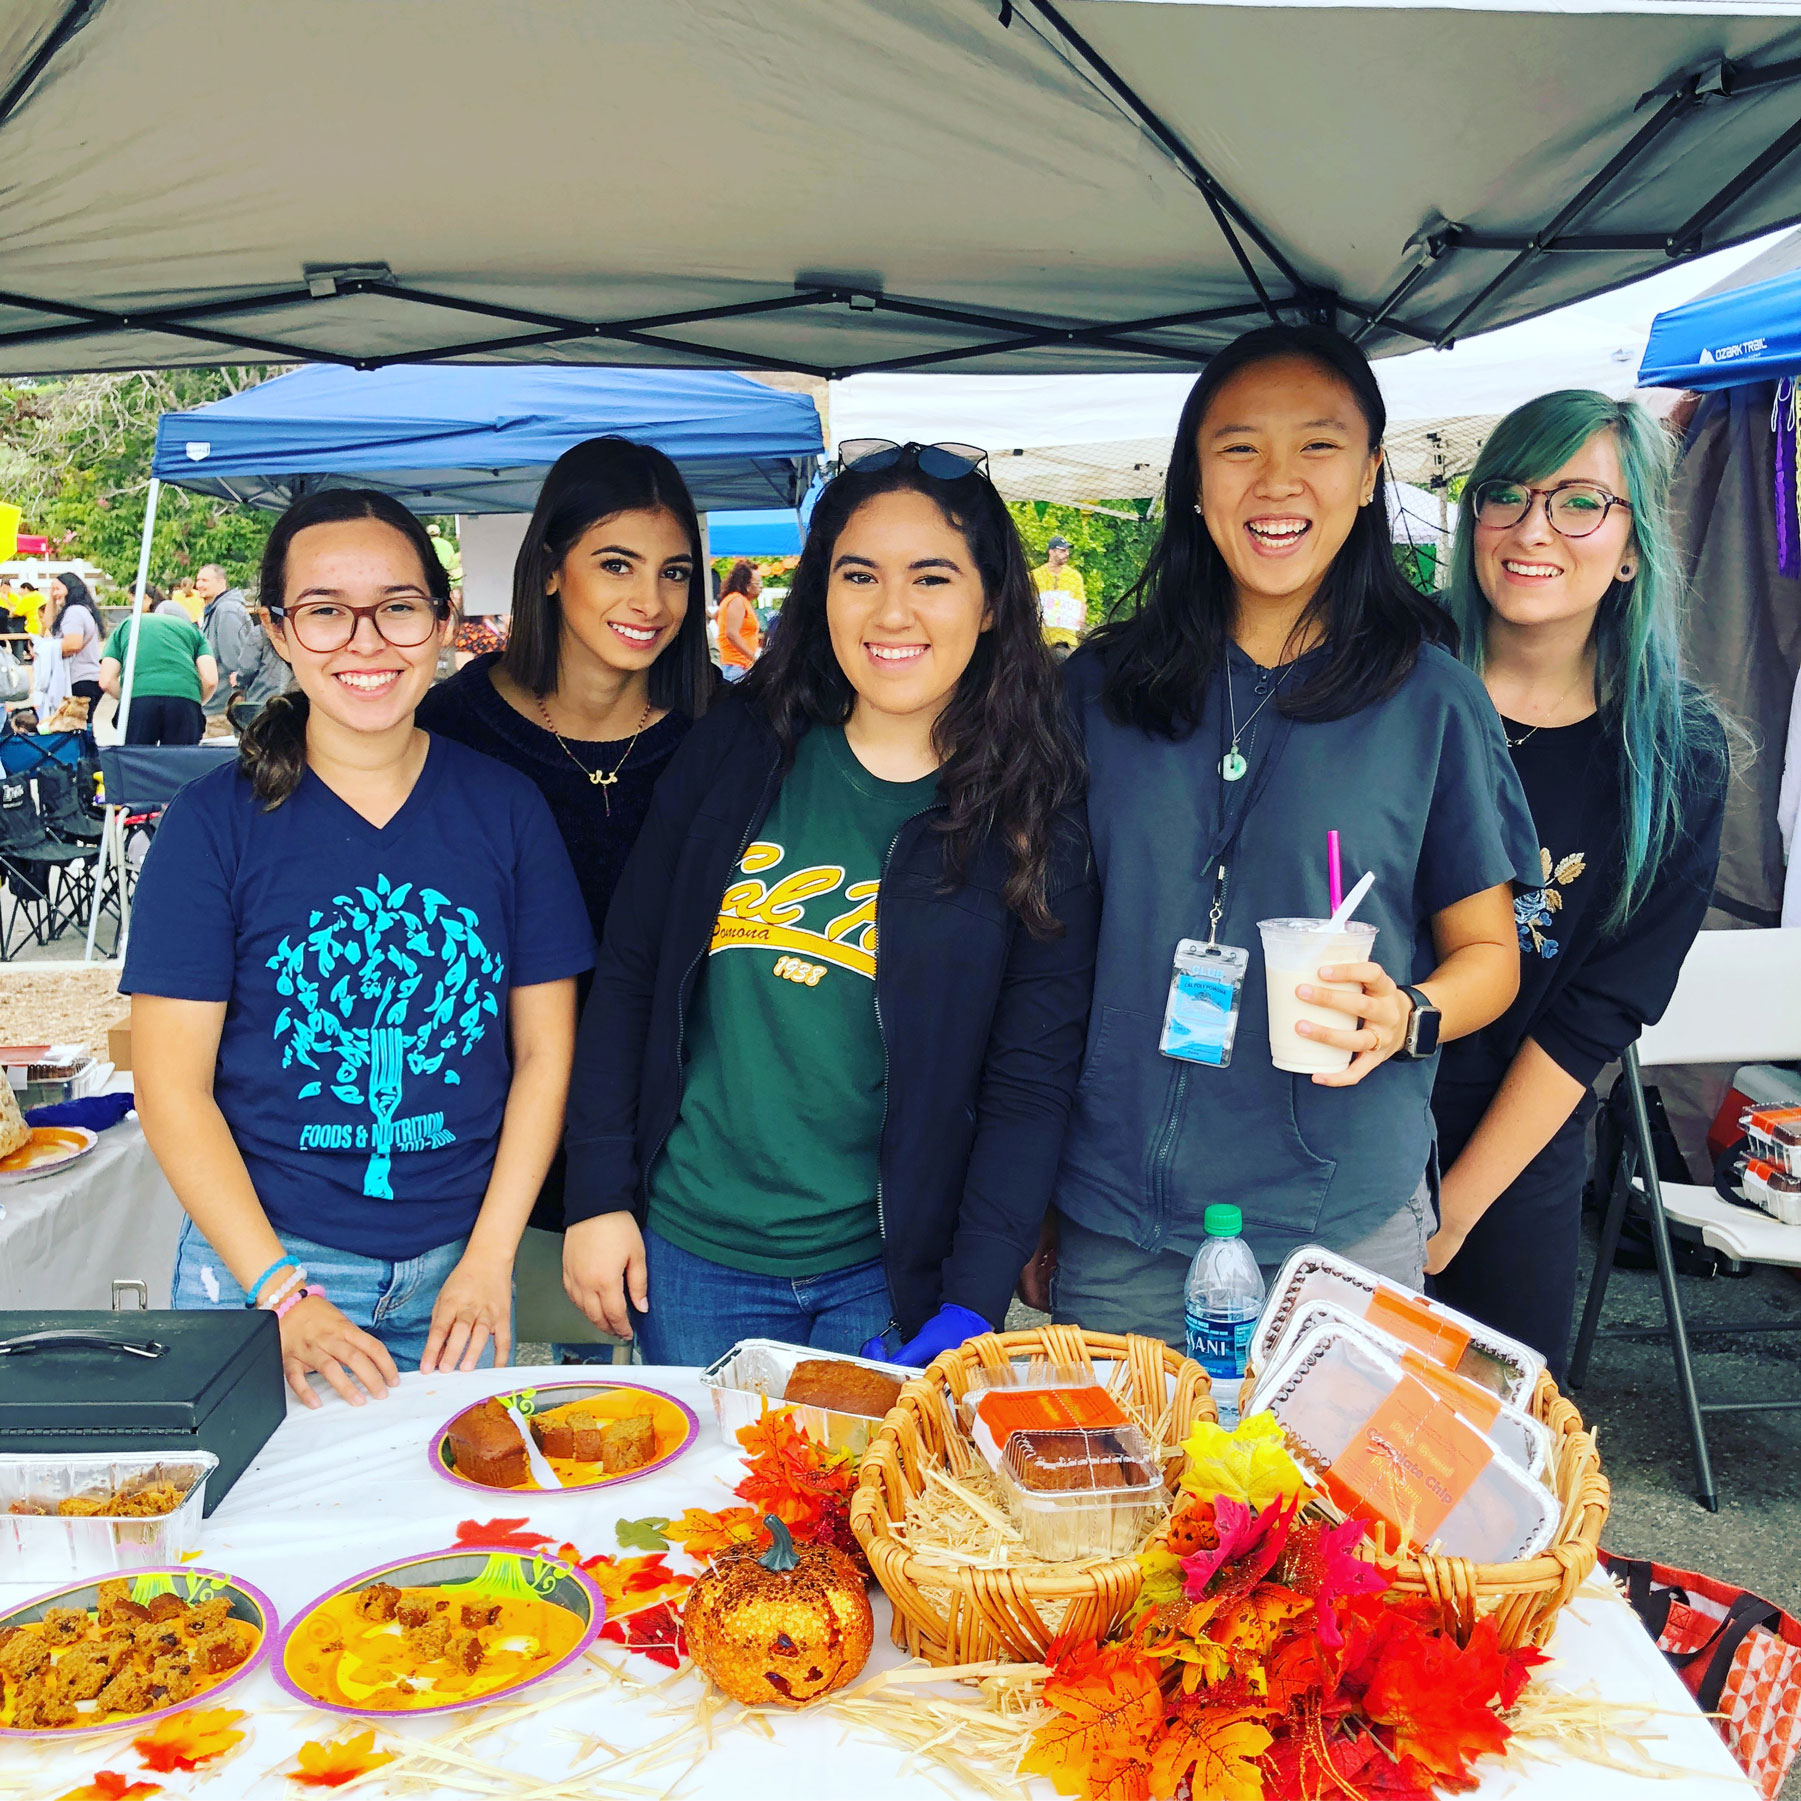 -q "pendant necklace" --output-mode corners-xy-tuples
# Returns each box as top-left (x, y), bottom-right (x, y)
(1220, 655), (1292, 781)
(537, 693), (653, 816)
(1501, 666), (1591, 751)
